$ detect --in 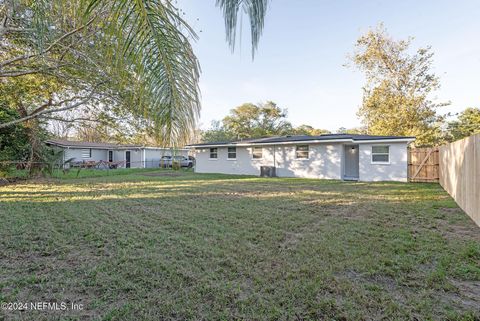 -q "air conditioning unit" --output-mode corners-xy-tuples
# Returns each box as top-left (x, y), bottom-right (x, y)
(260, 166), (276, 177)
